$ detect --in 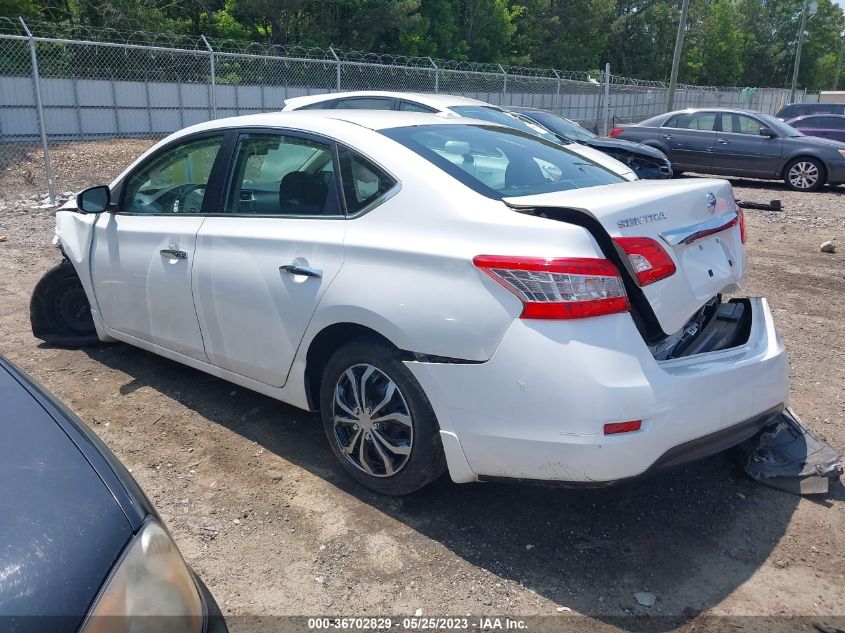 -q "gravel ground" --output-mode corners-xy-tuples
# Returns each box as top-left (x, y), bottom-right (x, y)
(0, 140), (843, 633)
